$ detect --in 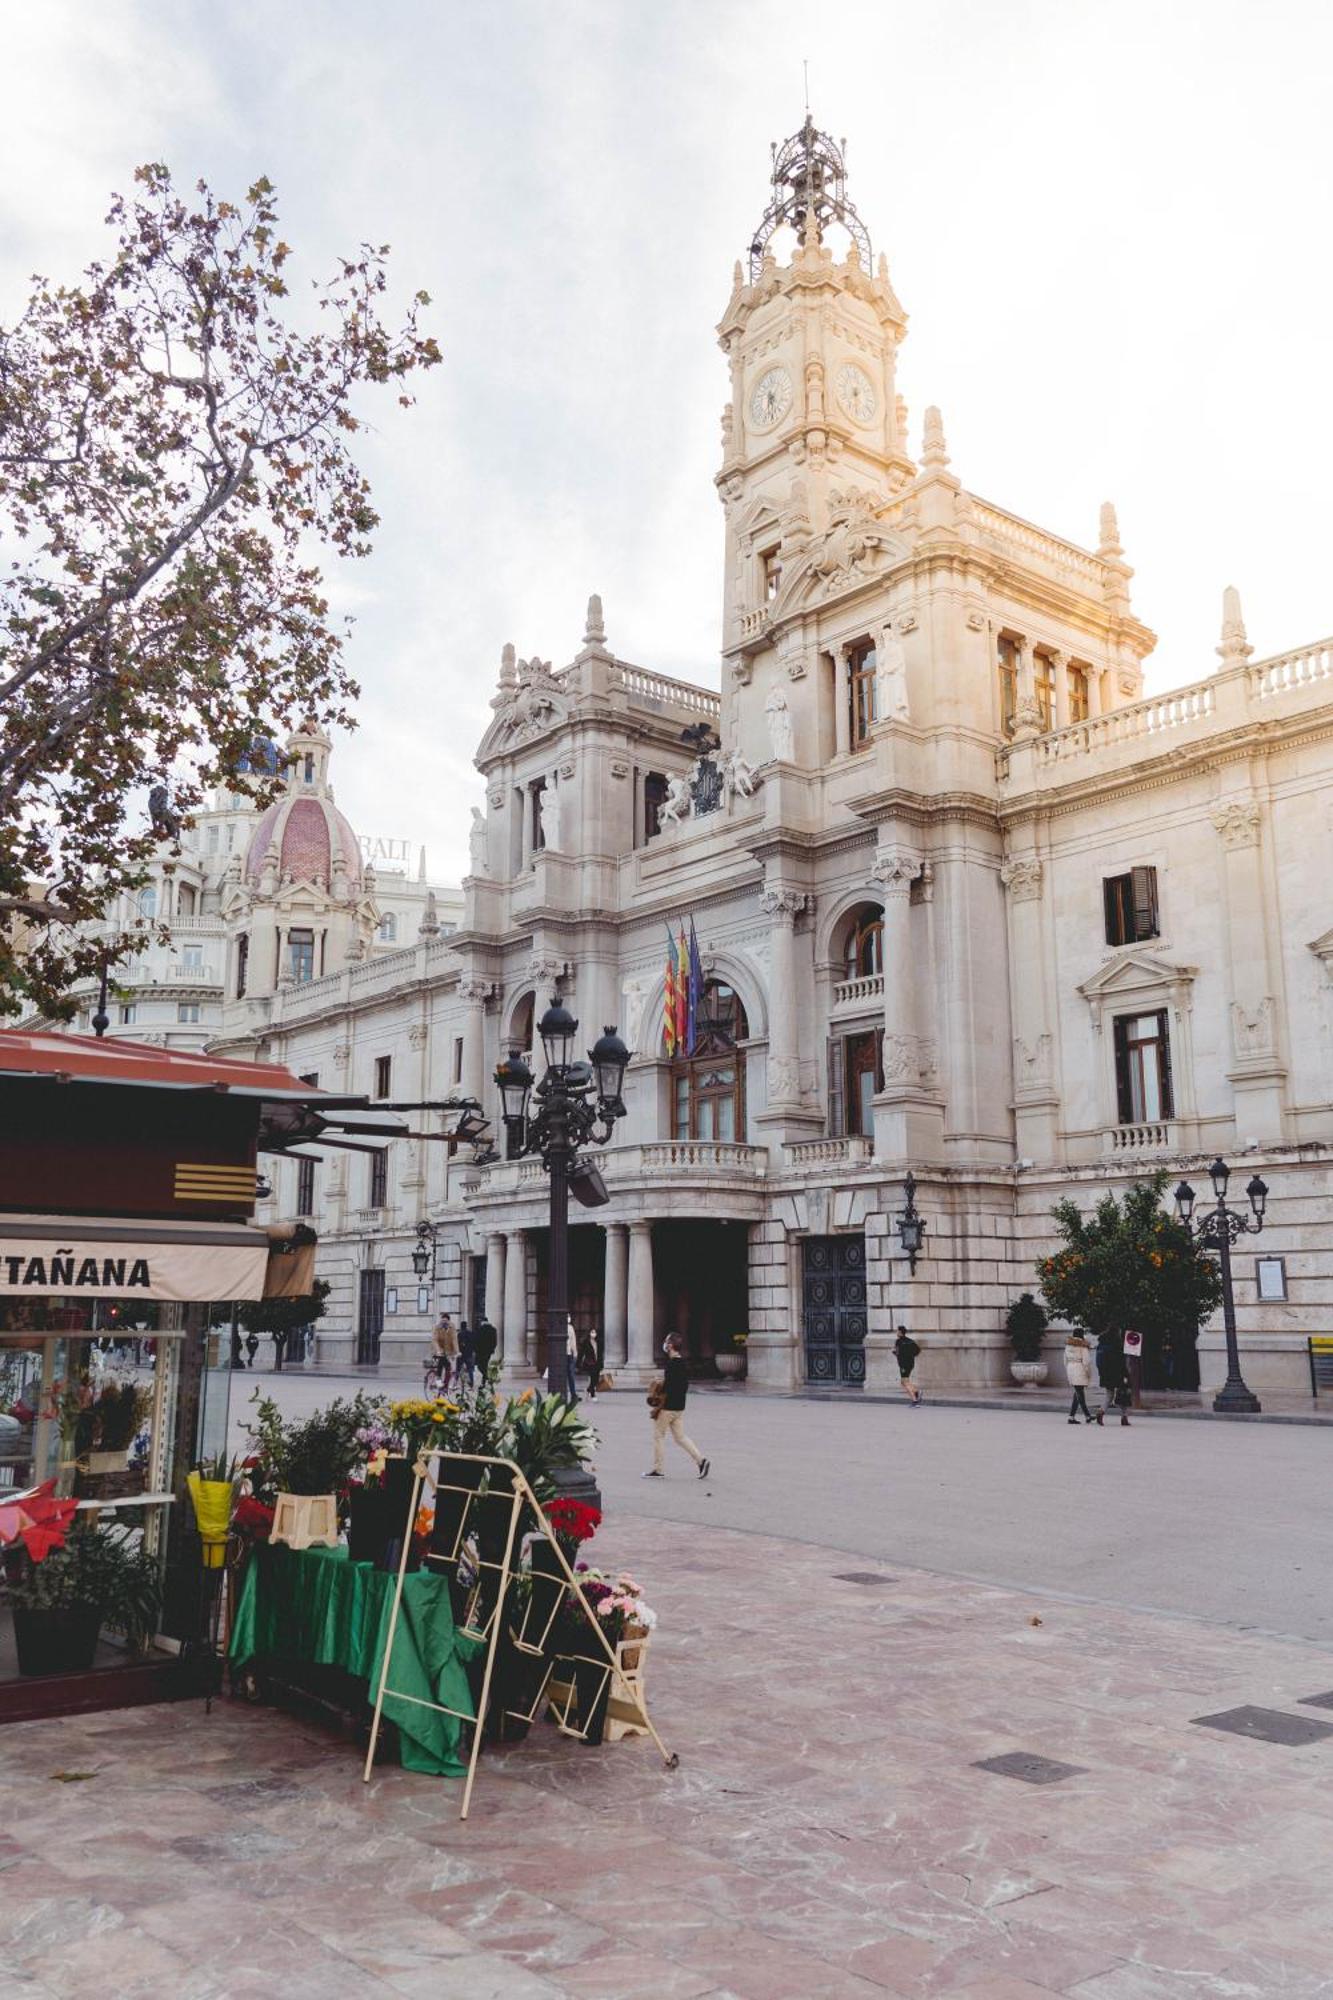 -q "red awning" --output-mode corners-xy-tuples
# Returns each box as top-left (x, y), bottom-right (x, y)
(0, 1031), (319, 1102)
